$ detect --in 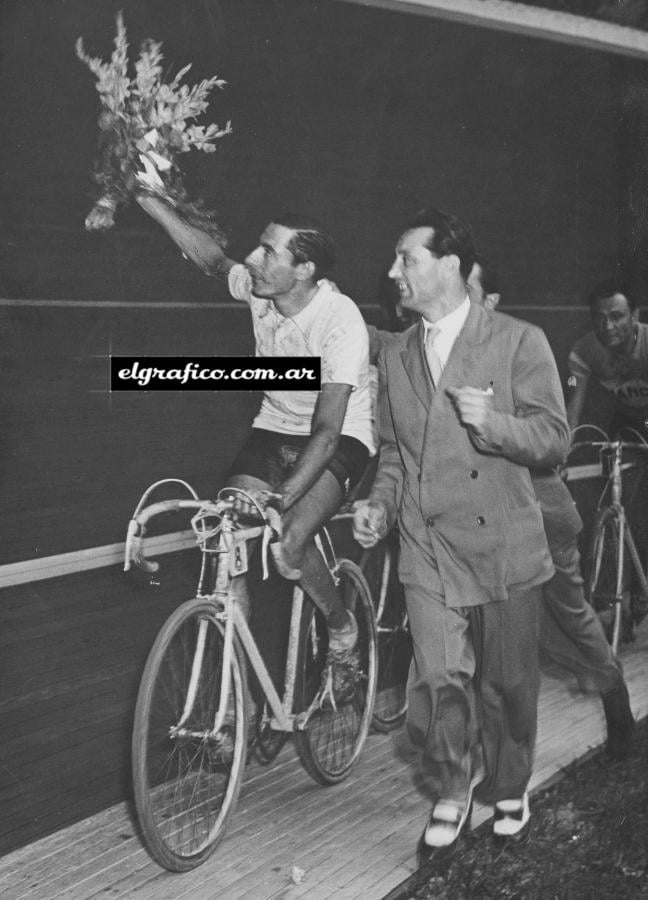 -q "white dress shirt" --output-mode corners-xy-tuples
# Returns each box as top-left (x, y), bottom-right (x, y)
(422, 296), (471, 374)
